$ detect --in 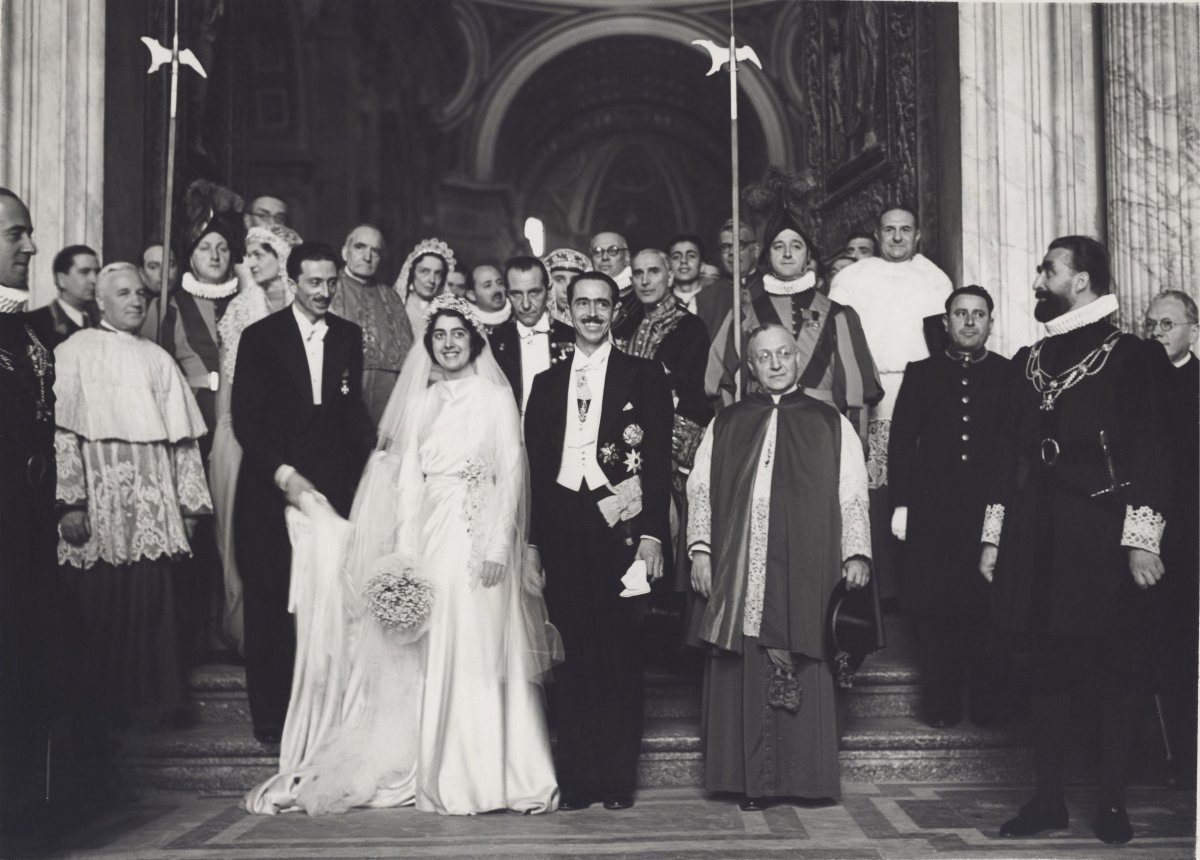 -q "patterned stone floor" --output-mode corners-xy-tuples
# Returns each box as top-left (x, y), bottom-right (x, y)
(12, 783), (1195, 859)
